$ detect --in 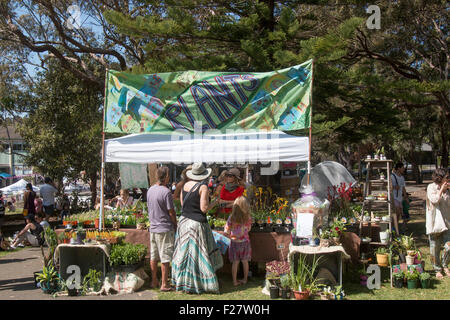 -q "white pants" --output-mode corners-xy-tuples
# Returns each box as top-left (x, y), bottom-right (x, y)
(16, 231), (40, 247)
